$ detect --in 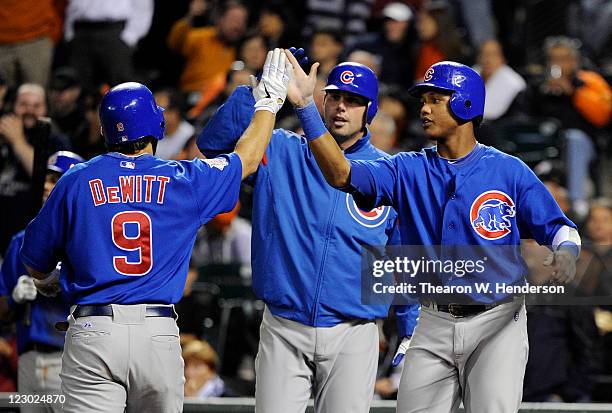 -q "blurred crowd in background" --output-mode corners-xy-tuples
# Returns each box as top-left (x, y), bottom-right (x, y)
(0, 0), (611, 403)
